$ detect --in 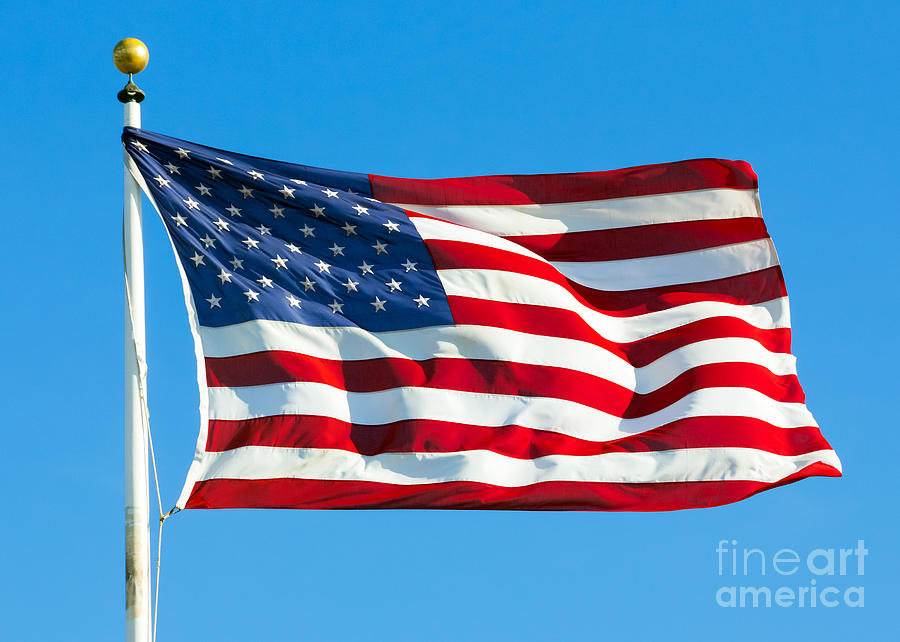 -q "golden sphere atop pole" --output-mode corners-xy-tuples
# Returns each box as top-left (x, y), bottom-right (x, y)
(114, 38), (148, 103)
(113, 38), (149, 75)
